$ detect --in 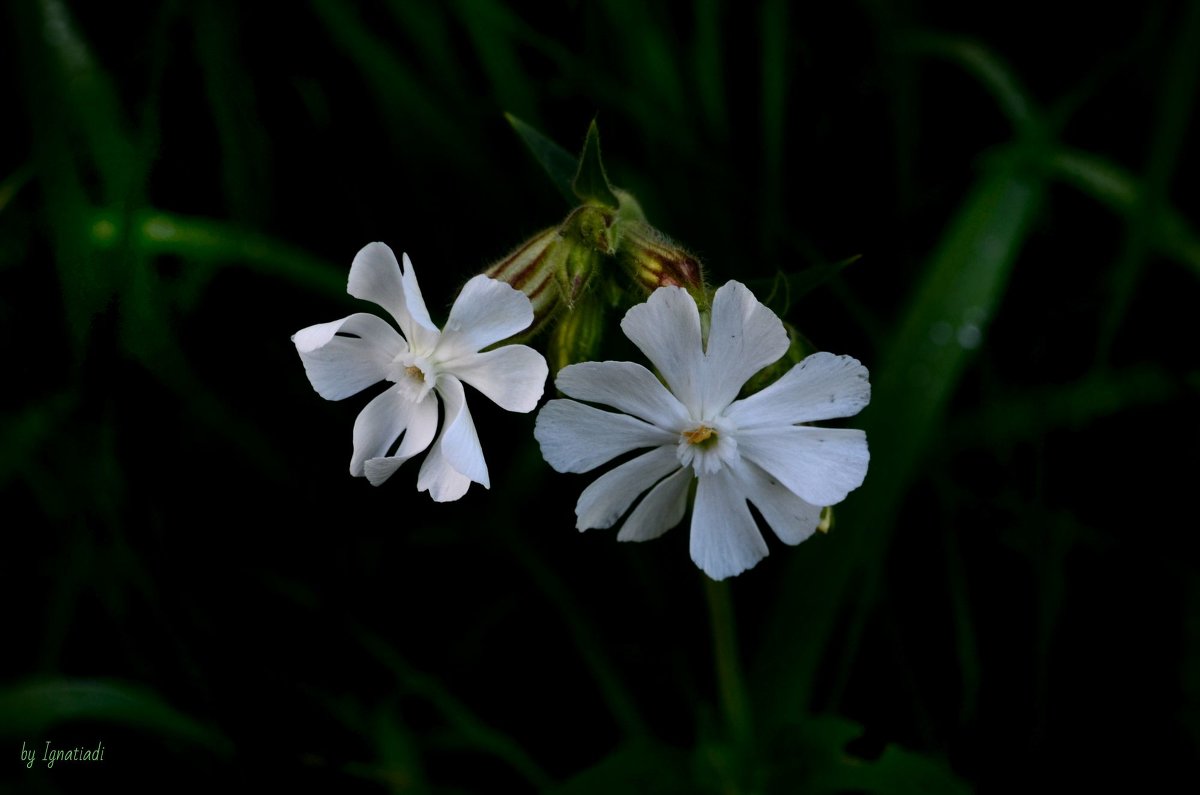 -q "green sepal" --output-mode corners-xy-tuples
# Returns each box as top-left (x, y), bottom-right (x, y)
(572, 120), (621, 209)
(547, 292), (606, 375)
